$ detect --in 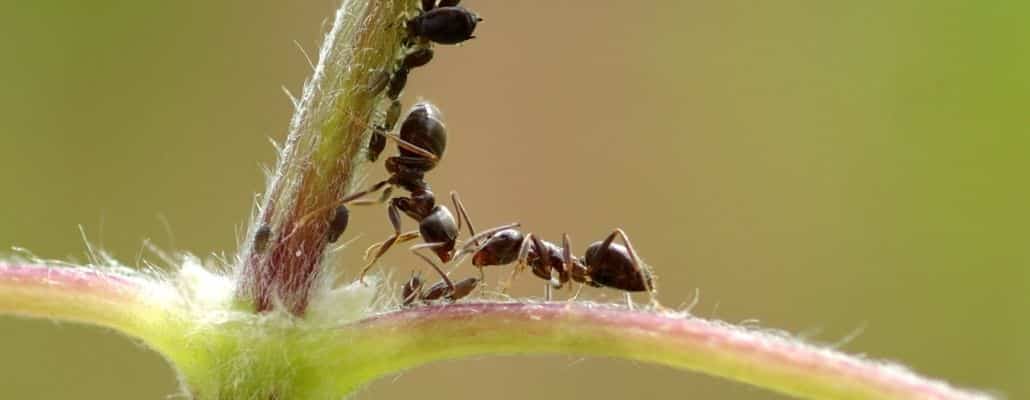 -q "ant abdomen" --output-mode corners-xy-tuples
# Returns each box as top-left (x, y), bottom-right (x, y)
(584, 242), (651, 292)
(399, 102), (447, 162)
